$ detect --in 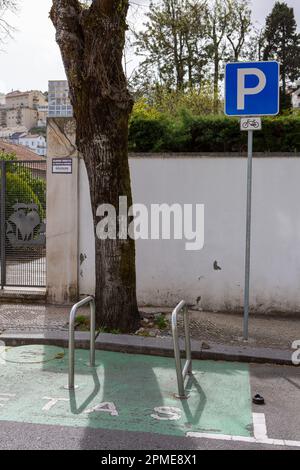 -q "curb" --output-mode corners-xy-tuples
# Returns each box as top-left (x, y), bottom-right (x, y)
(0, 330), (295, 366)
(0, 291), (46, 304)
